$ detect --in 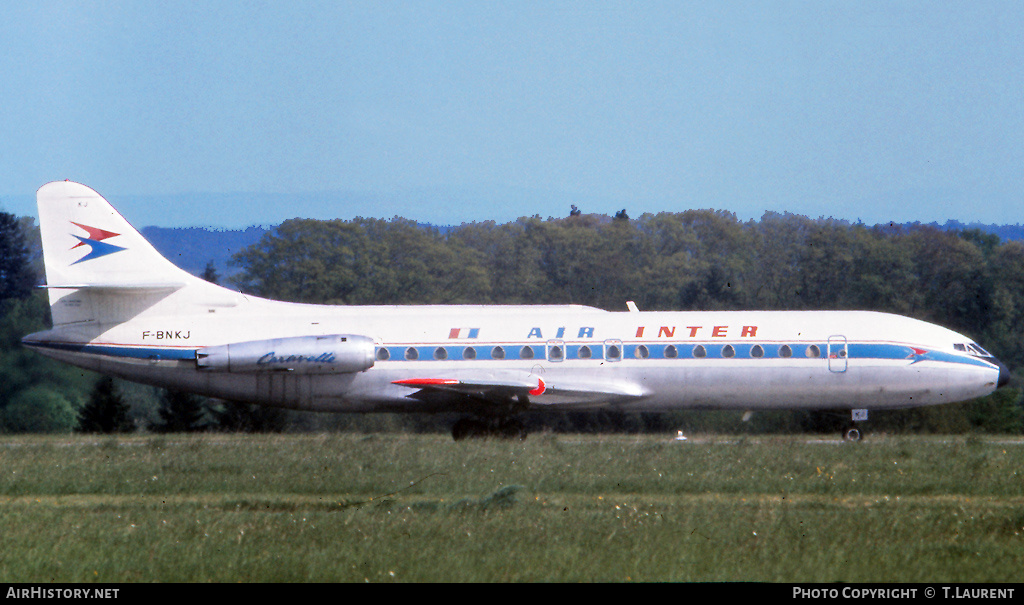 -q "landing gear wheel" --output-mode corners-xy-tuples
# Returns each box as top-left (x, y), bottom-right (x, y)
(843, 426), (863, 442)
